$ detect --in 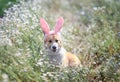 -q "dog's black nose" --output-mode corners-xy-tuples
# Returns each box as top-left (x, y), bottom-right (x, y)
(52, 46), (56, 49)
